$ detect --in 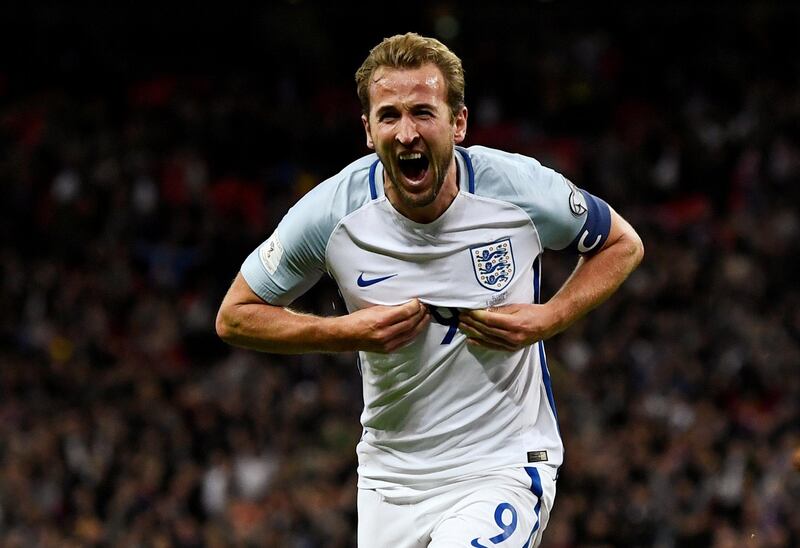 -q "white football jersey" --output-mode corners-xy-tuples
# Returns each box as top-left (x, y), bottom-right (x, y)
(241, 146), (611, 496)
